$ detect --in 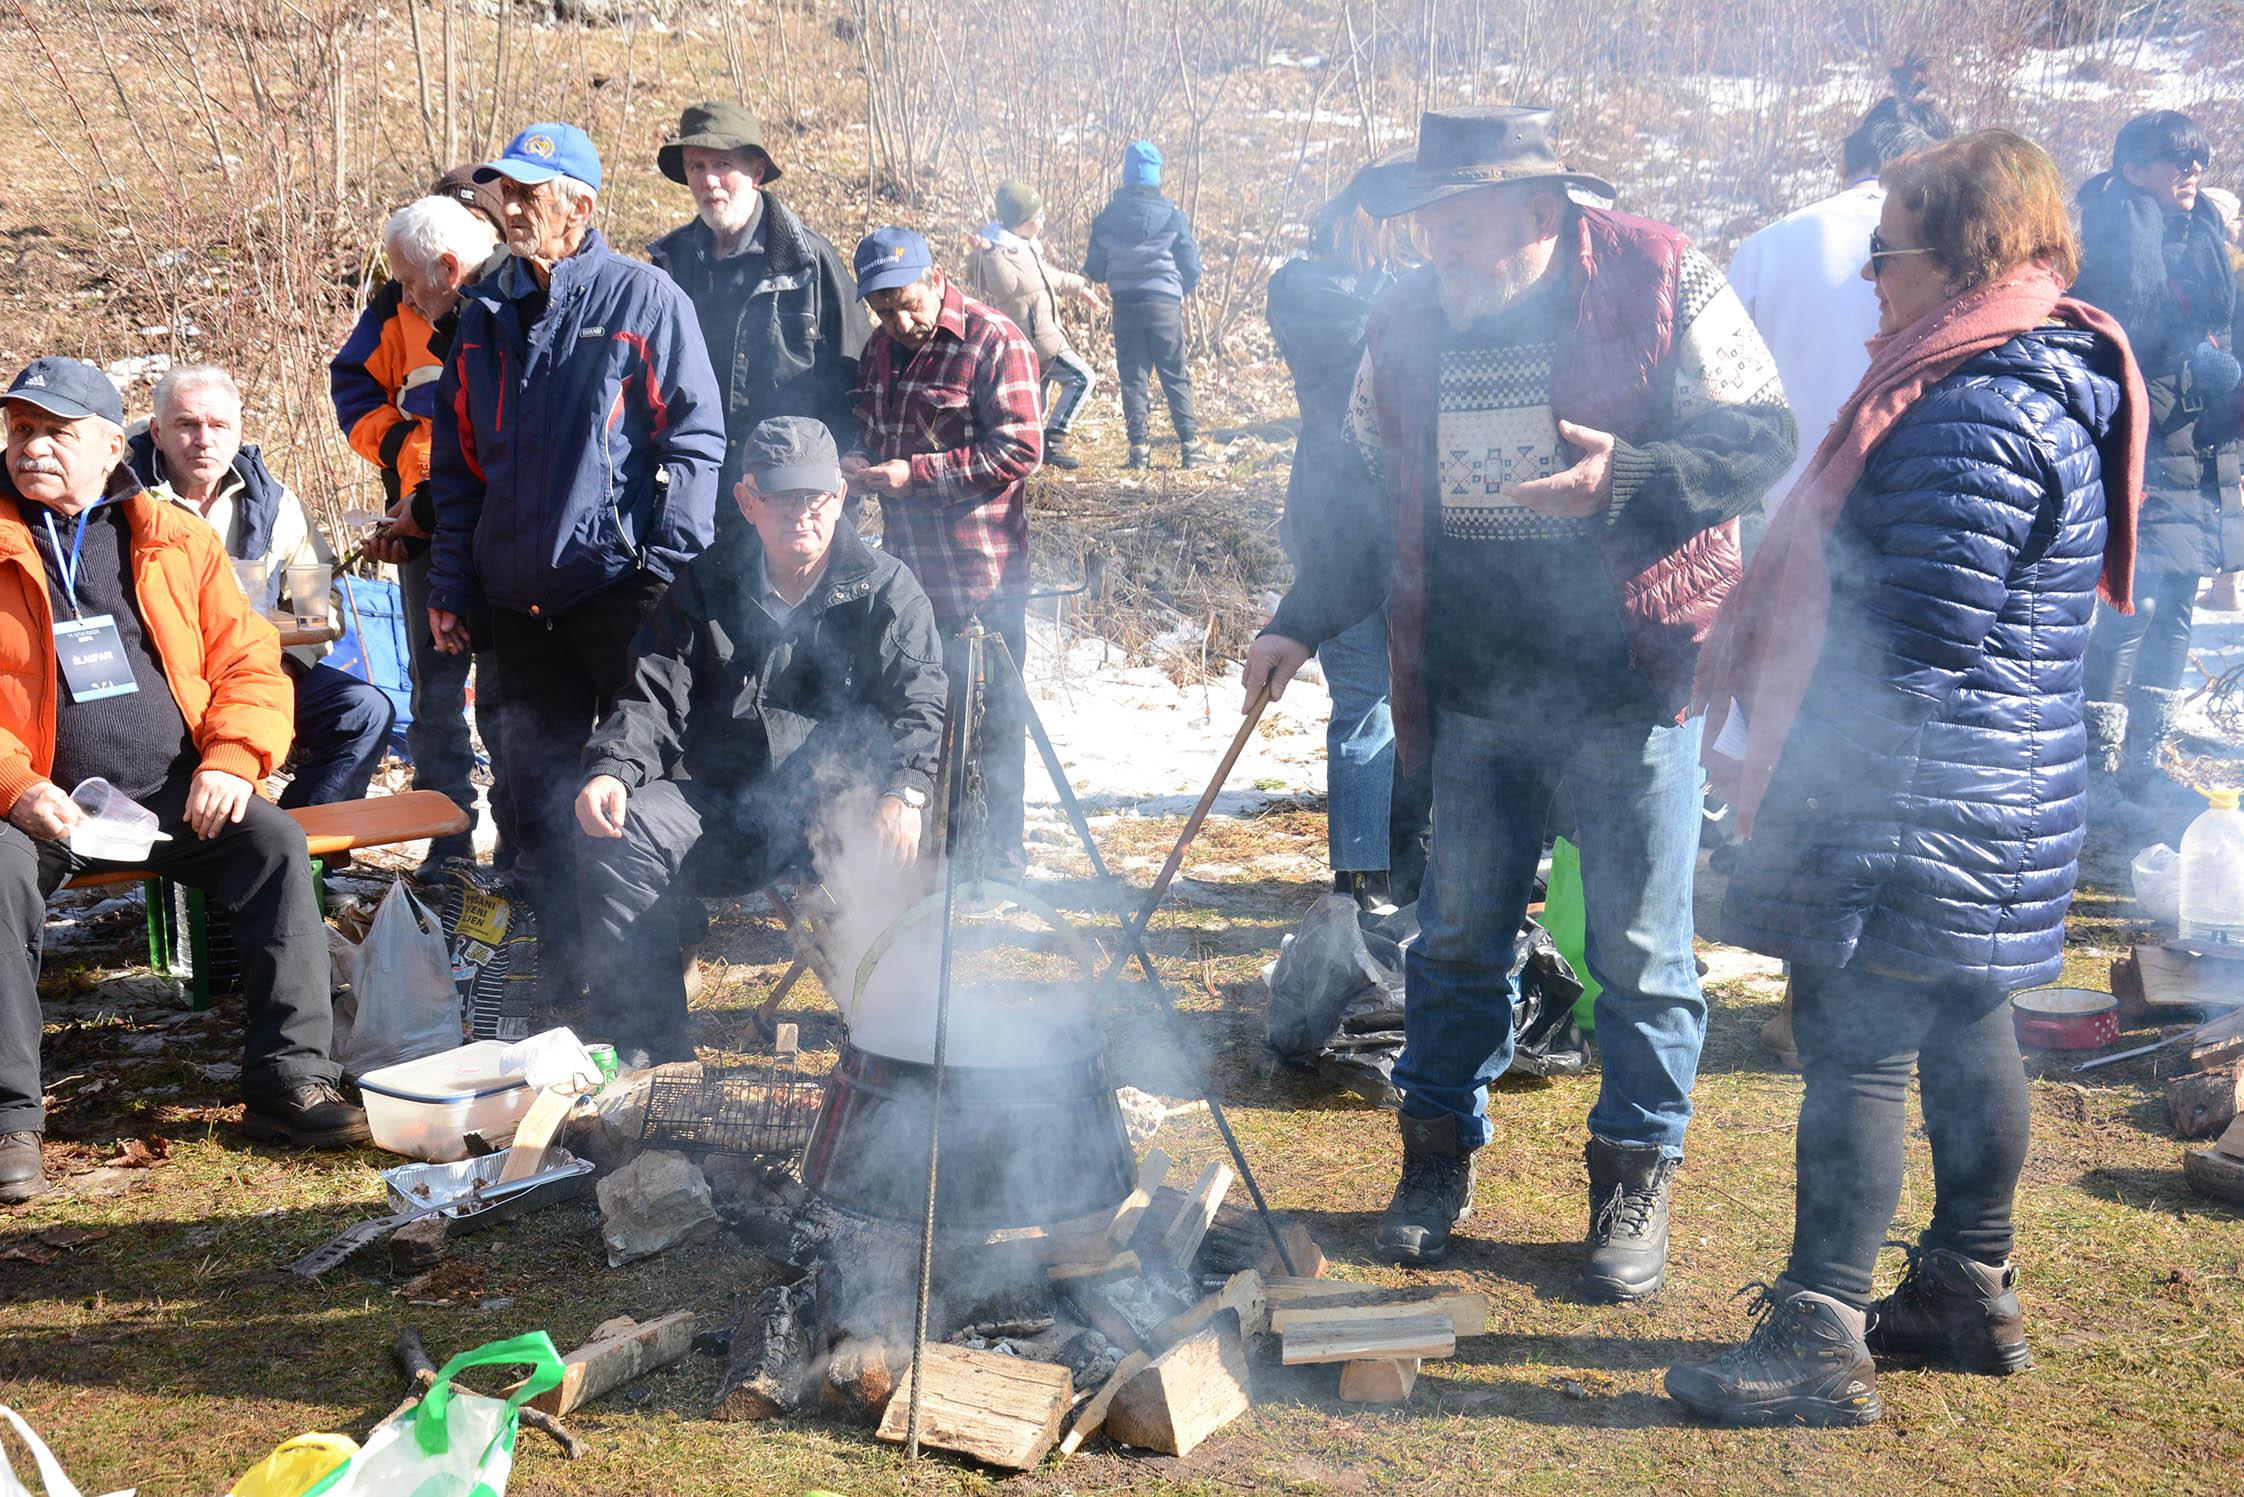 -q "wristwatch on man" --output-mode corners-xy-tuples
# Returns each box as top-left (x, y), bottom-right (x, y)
(890, 785), (929, 810)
